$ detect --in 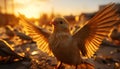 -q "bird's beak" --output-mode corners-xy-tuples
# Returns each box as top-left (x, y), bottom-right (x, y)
(49, 21), (54, 29)
(50, 20), (56, 25)
(50, 21), (53, 25)
(50, 20), (55, 28)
